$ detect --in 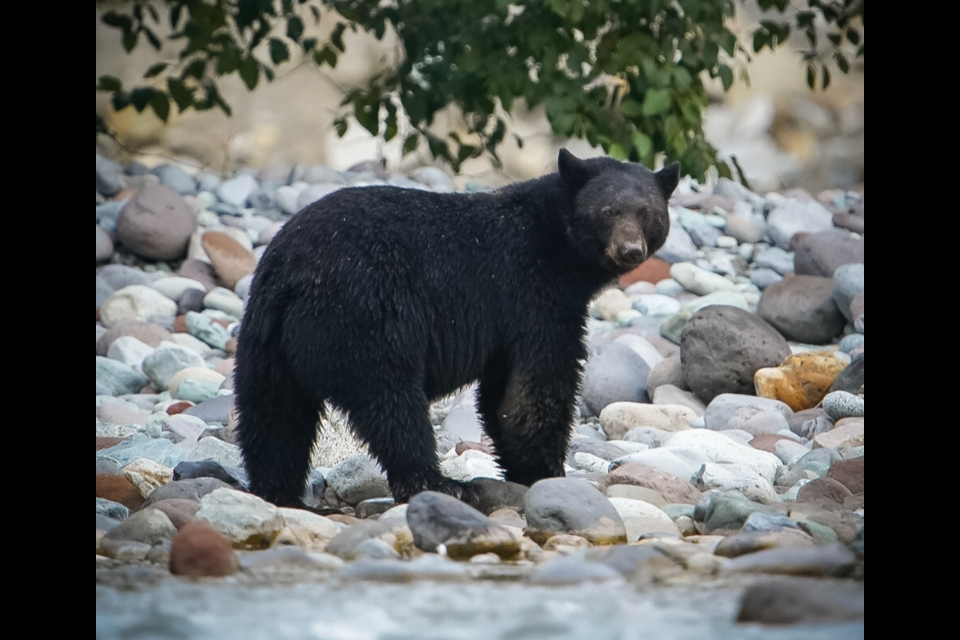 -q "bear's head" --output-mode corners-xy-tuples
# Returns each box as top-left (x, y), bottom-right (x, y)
(558, 148), (679, 275)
